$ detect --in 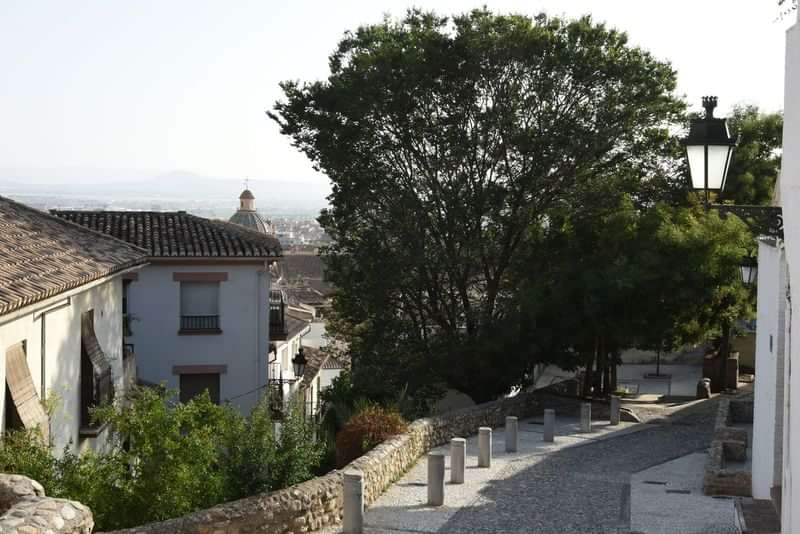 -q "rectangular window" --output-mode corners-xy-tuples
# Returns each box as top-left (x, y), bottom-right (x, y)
(179, 282), (220, 332)
(179, 373), (220, 405)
